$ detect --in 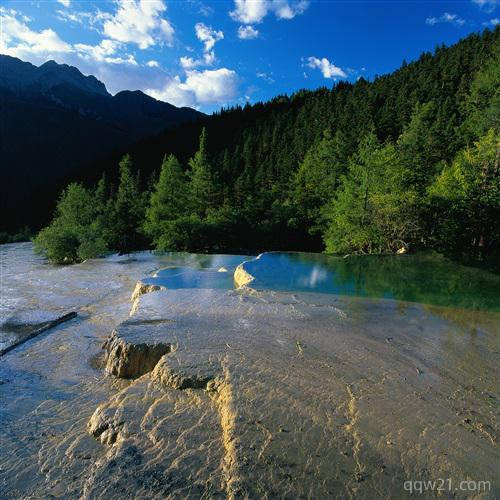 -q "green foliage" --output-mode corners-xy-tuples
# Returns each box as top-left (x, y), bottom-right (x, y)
(33, 28), (500, 262)
(463, 45), (500, 140)
(144, 154), (189, 245)
(154, 215), (225, 253)
(324, 132), (420, 254)
(33, 183), (108, 263)
(188, 128), (219, 217)
(110, 154), (147, 253)
(428, 129), (500, 256)
(290, 129), (349, 236)
(0, 226), (32, 244)
(397, 102), (443, 193)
